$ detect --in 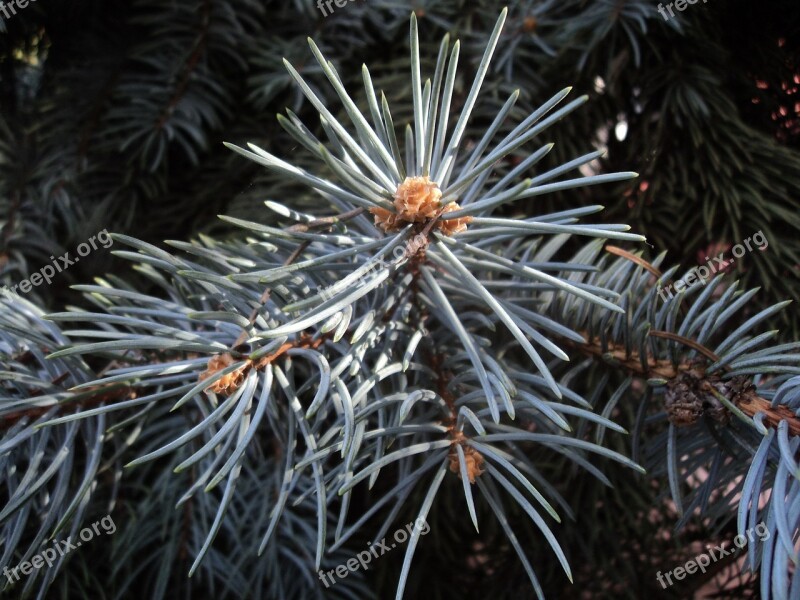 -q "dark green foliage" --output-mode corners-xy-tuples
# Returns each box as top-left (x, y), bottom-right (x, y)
(1, 2), (800, 599)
